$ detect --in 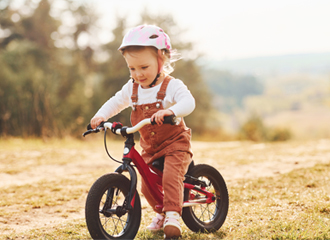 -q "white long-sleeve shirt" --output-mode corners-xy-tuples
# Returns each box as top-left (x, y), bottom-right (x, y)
(94, 78), (195, 120)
